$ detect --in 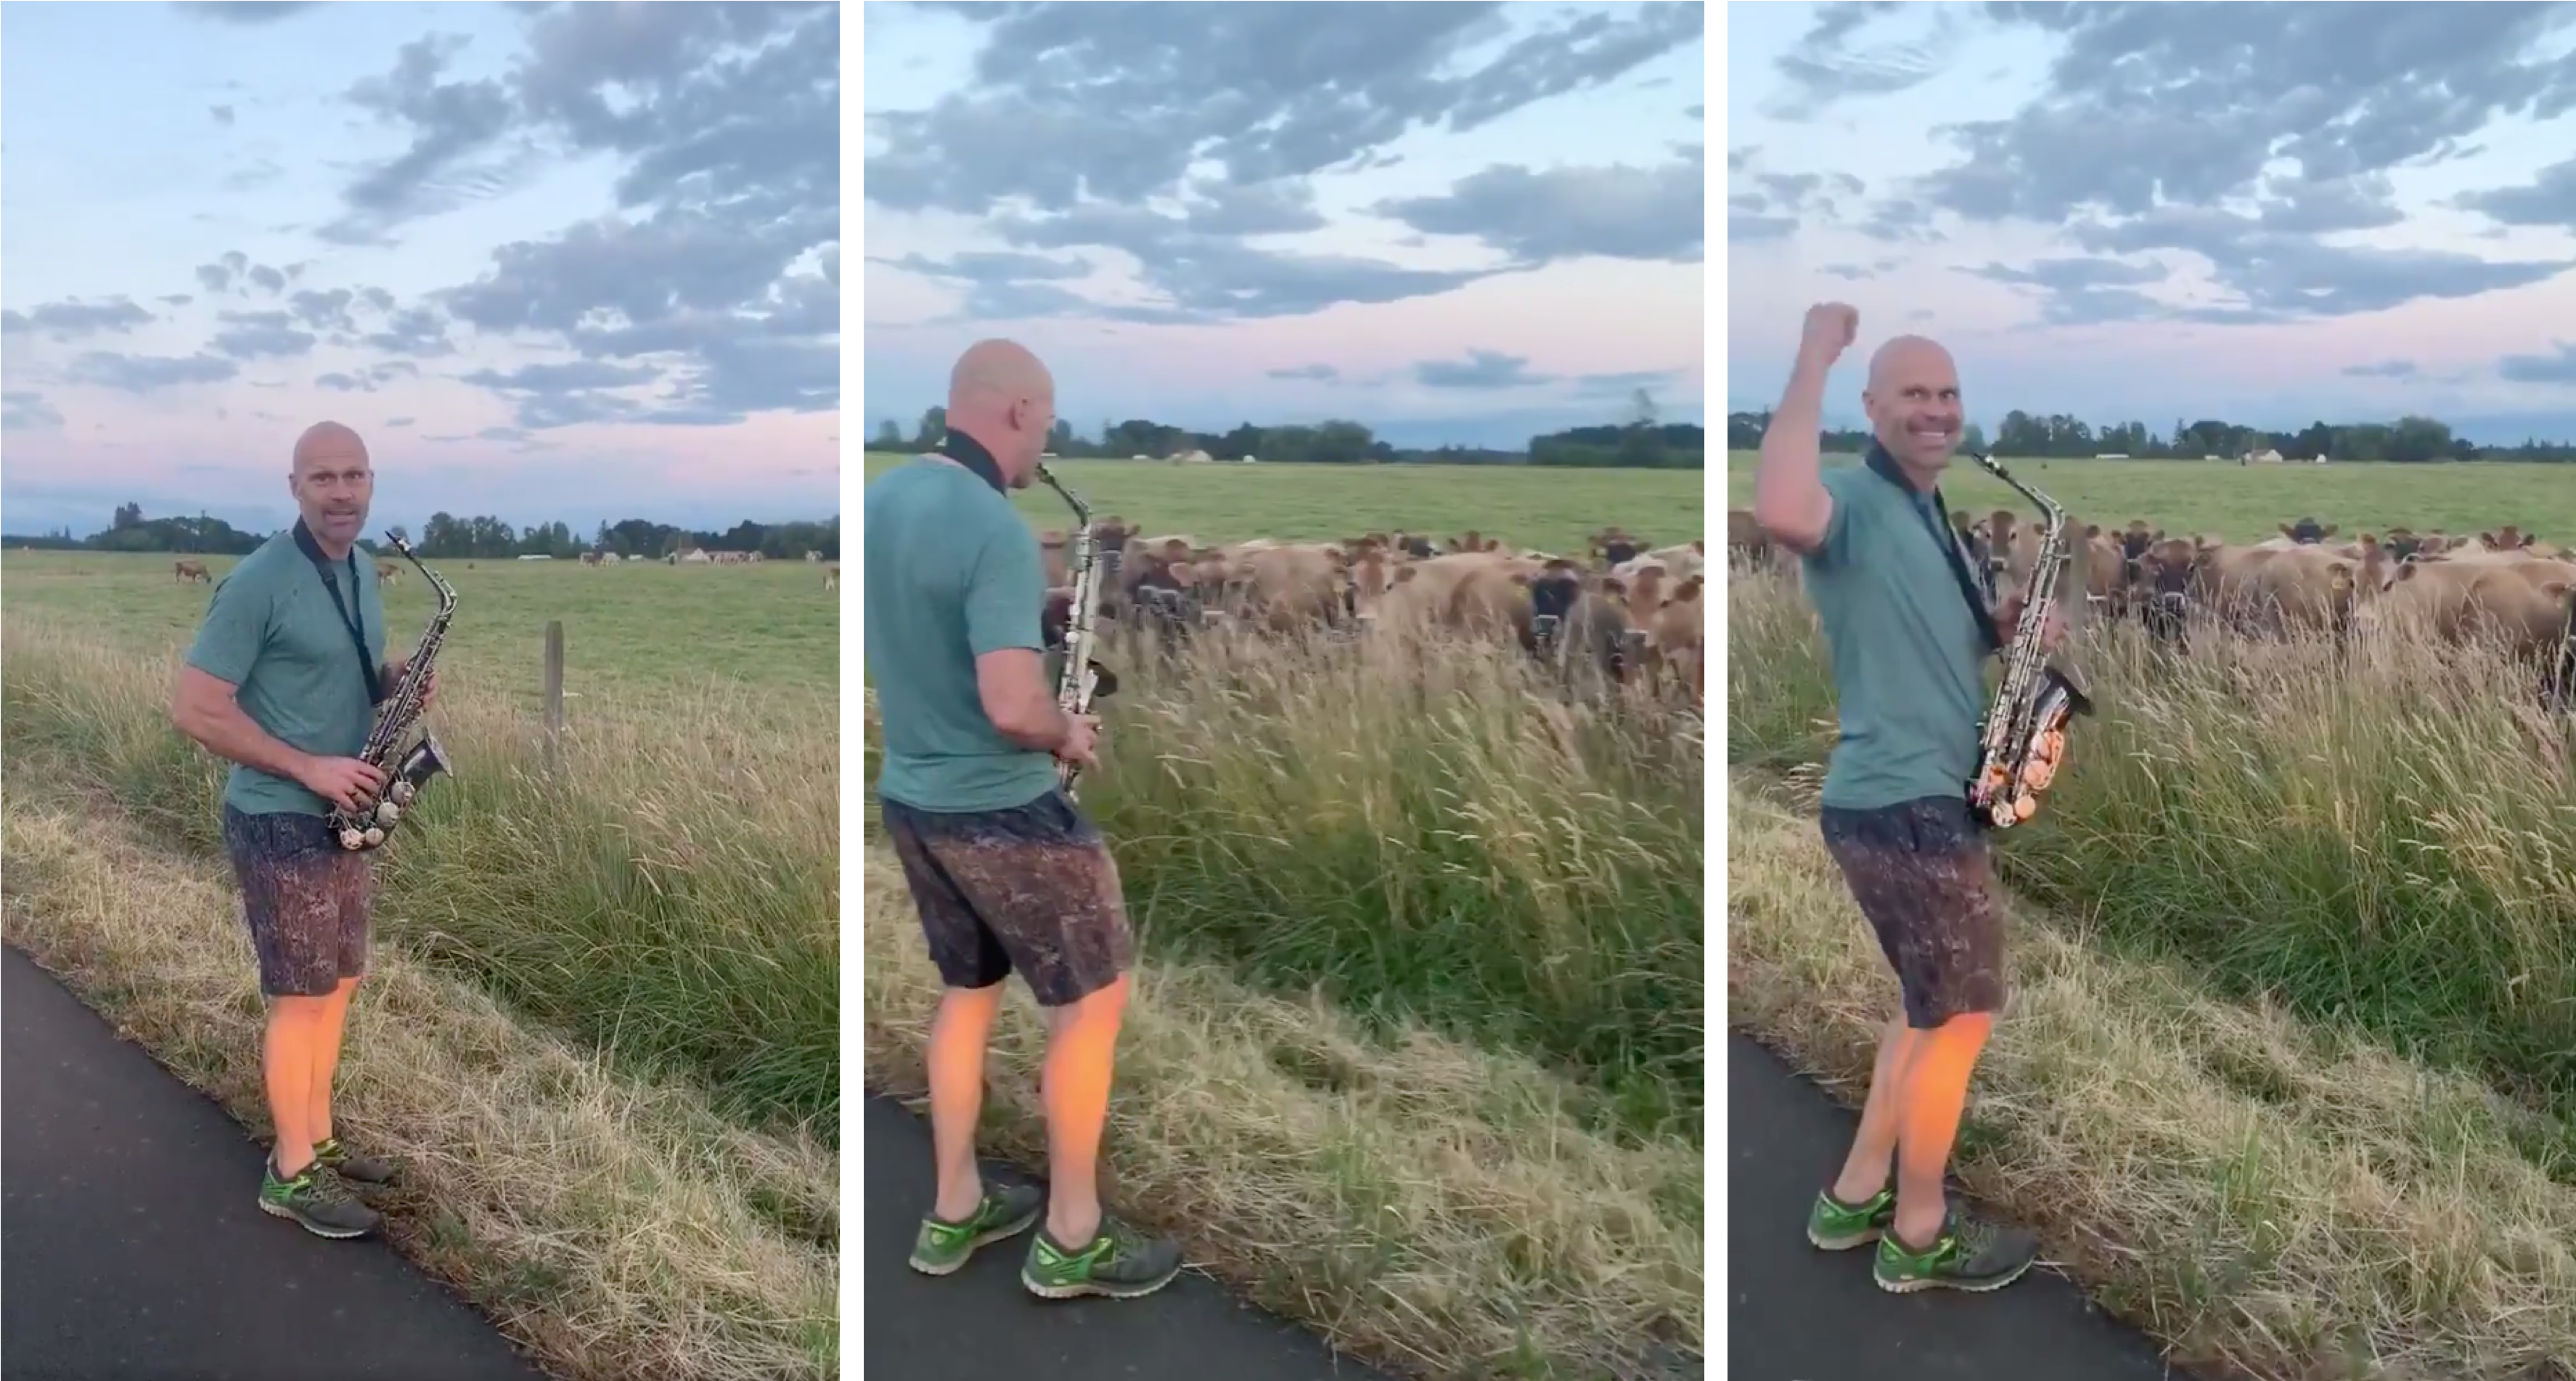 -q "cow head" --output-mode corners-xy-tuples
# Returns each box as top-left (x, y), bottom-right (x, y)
(2281, 517), (2336, 545)
(2479, 525), (2537, 551)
